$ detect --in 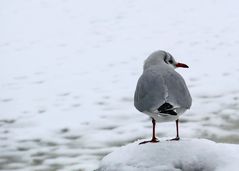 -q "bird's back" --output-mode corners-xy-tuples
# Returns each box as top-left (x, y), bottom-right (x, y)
(134, 65), (191, 113)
